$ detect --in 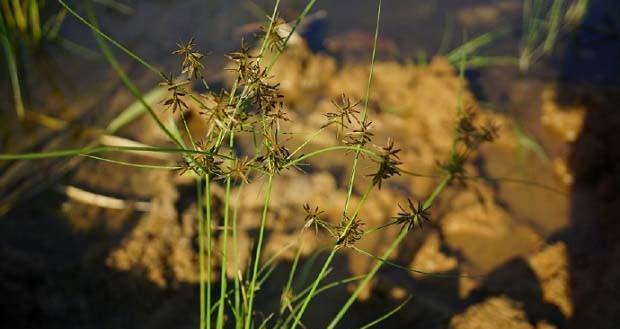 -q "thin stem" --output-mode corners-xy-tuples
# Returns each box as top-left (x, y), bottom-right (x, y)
(278, 274), (366, 329)
(287, 127), (326, 158)
(197, 179), (206, 329)
(357, 296), (412, 329)
(289, 248), (337, 329)
(243, 174), (274, 329)
(205, 177), (213, 329)
(232, 186), (244, 329)
(0, 145), (217, 160)
(290, 3), (382, 326)
(0, 12), (25, 119)
(216, 175), (232, 329)
(83, 3), (181, 147)
(266, 0), (318, 72)
(81, 155), (180, 170)
(290, 185), (373, 329)
(284, 145), (378, 169)
(58, 0), (163, 77)
(326, 175), (450, 329)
